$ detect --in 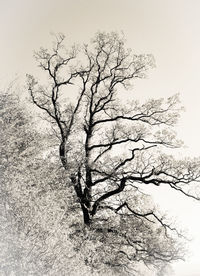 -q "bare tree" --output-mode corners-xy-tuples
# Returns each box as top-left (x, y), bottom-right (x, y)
(27, 32), (200, 272)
